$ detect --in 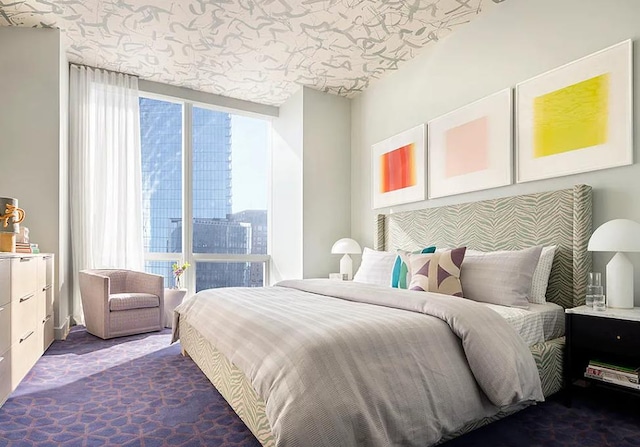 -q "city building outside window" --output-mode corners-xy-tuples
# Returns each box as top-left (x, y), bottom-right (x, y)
(139, 96), (270, 292)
